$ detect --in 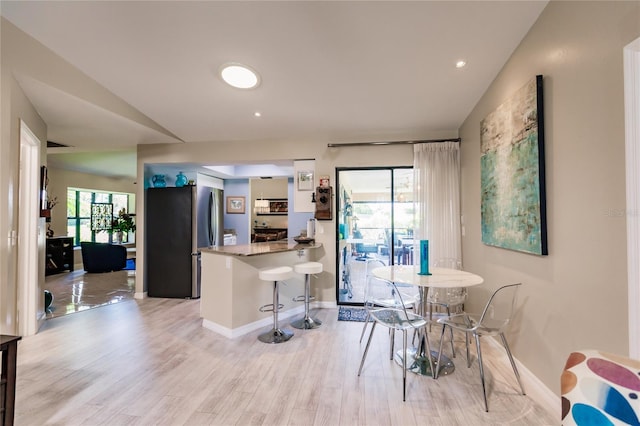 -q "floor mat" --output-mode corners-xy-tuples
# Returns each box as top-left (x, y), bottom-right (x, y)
(338, 306), (371, 322)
